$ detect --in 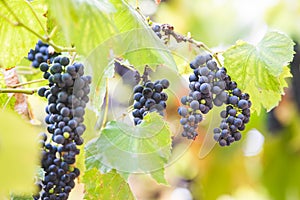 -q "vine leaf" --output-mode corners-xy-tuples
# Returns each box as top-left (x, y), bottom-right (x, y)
(49, 0), (177, 131)
(0, 0), (47, 68)
(83, 168), (135, 200)
(85, 112), (172, 184)
(48, 0), (177, 70)
(150, 169), (169, 185)
(223, 31), (294, 114)
(47, 0), (116, 55)
(257, 32), (294, 76)
(0, 110), (40, 196)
